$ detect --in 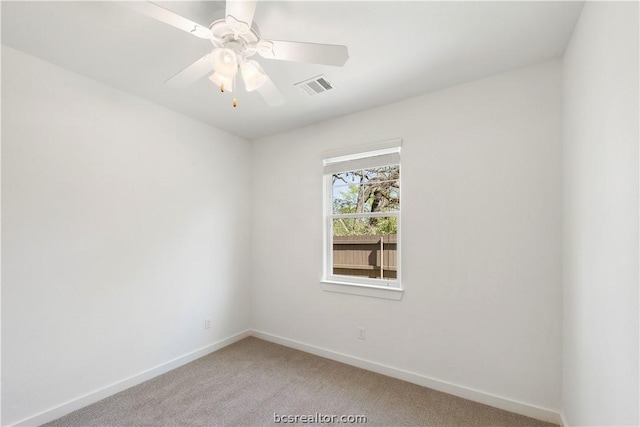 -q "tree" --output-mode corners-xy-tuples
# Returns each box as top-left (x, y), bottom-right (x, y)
(332, 166), (399, 236)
